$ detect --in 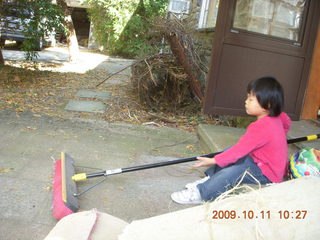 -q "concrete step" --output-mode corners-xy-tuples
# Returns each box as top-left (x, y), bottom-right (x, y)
(196, 124), (245, 153)
(288, 120), (320, 149)
(75, 90), (111, 100)
(64, 90), (112, 114)
(65, 100), (107, 113)
(197, 120), (320, 158)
